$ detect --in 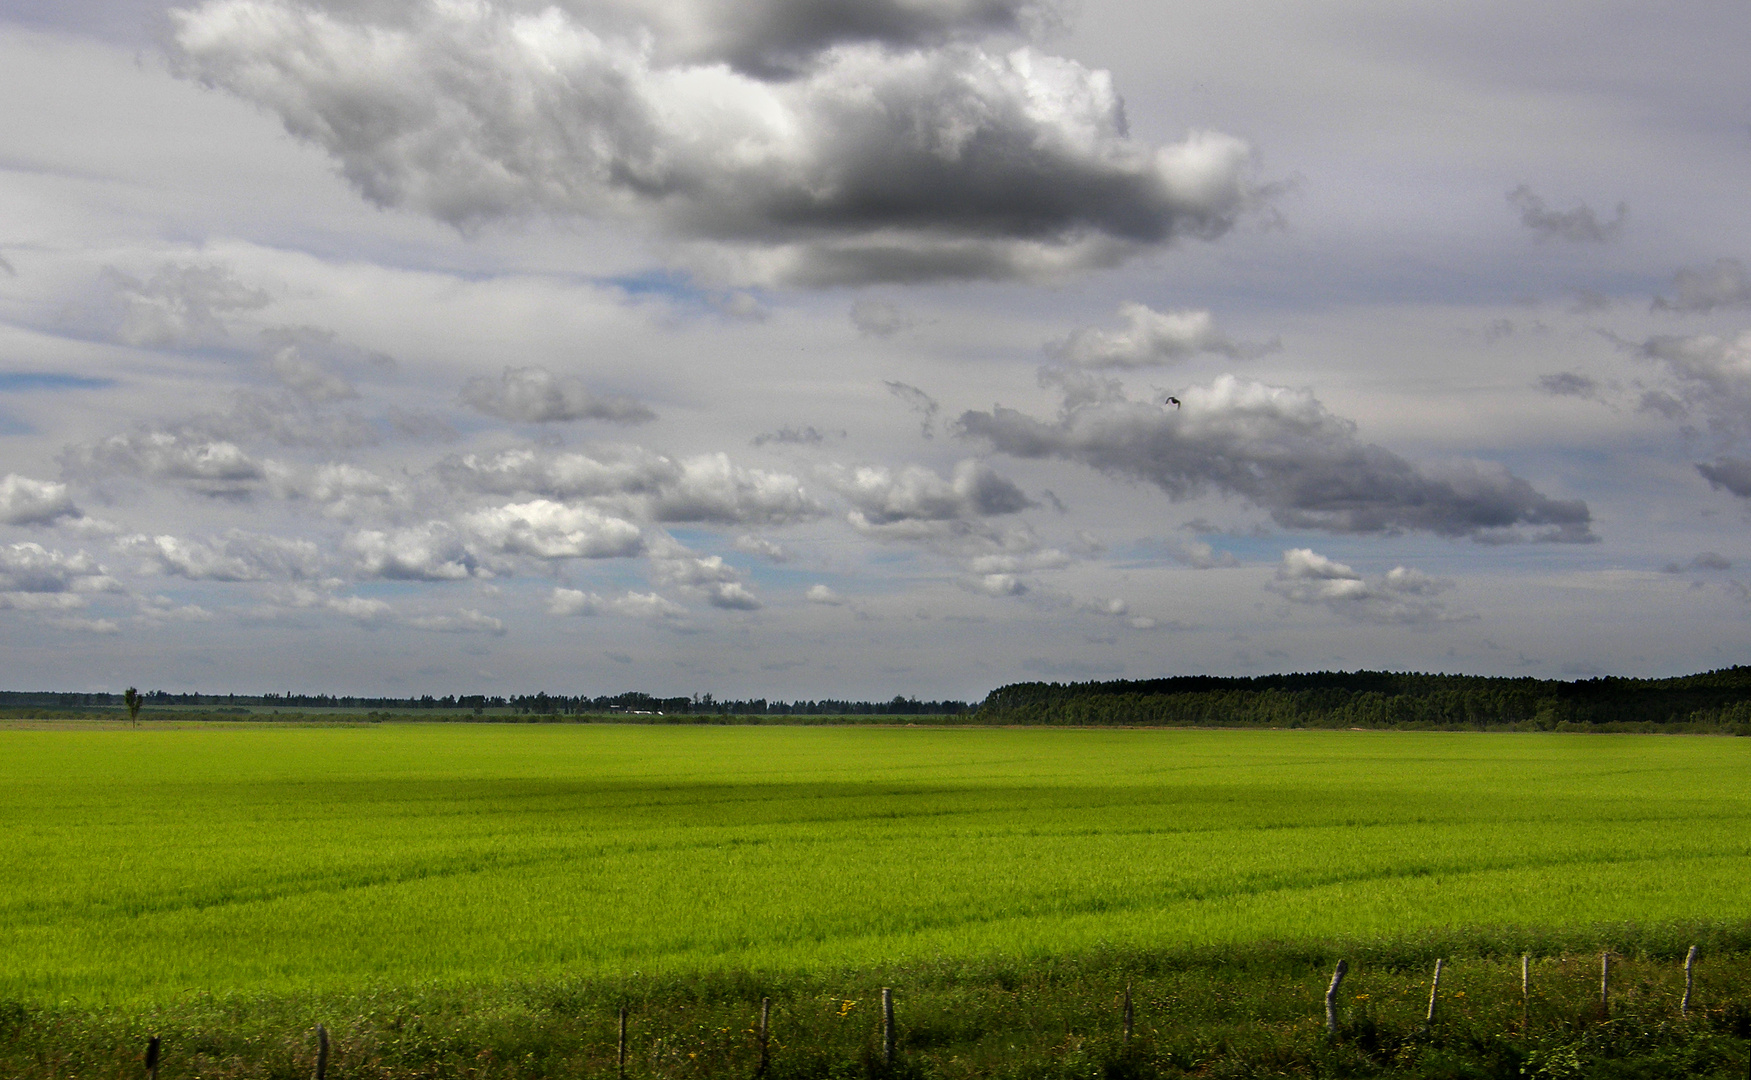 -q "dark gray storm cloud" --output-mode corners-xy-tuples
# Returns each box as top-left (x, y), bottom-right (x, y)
(171, 0), (1259, 284)
(1536, 371), (1599, 398)
(460, 366), (656, 424)
(1506, 185), (1626, 244)
(1655, 258), (1751, 312)
(1698, 457), (1751, 498)
(955, 372), (1594, 542)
